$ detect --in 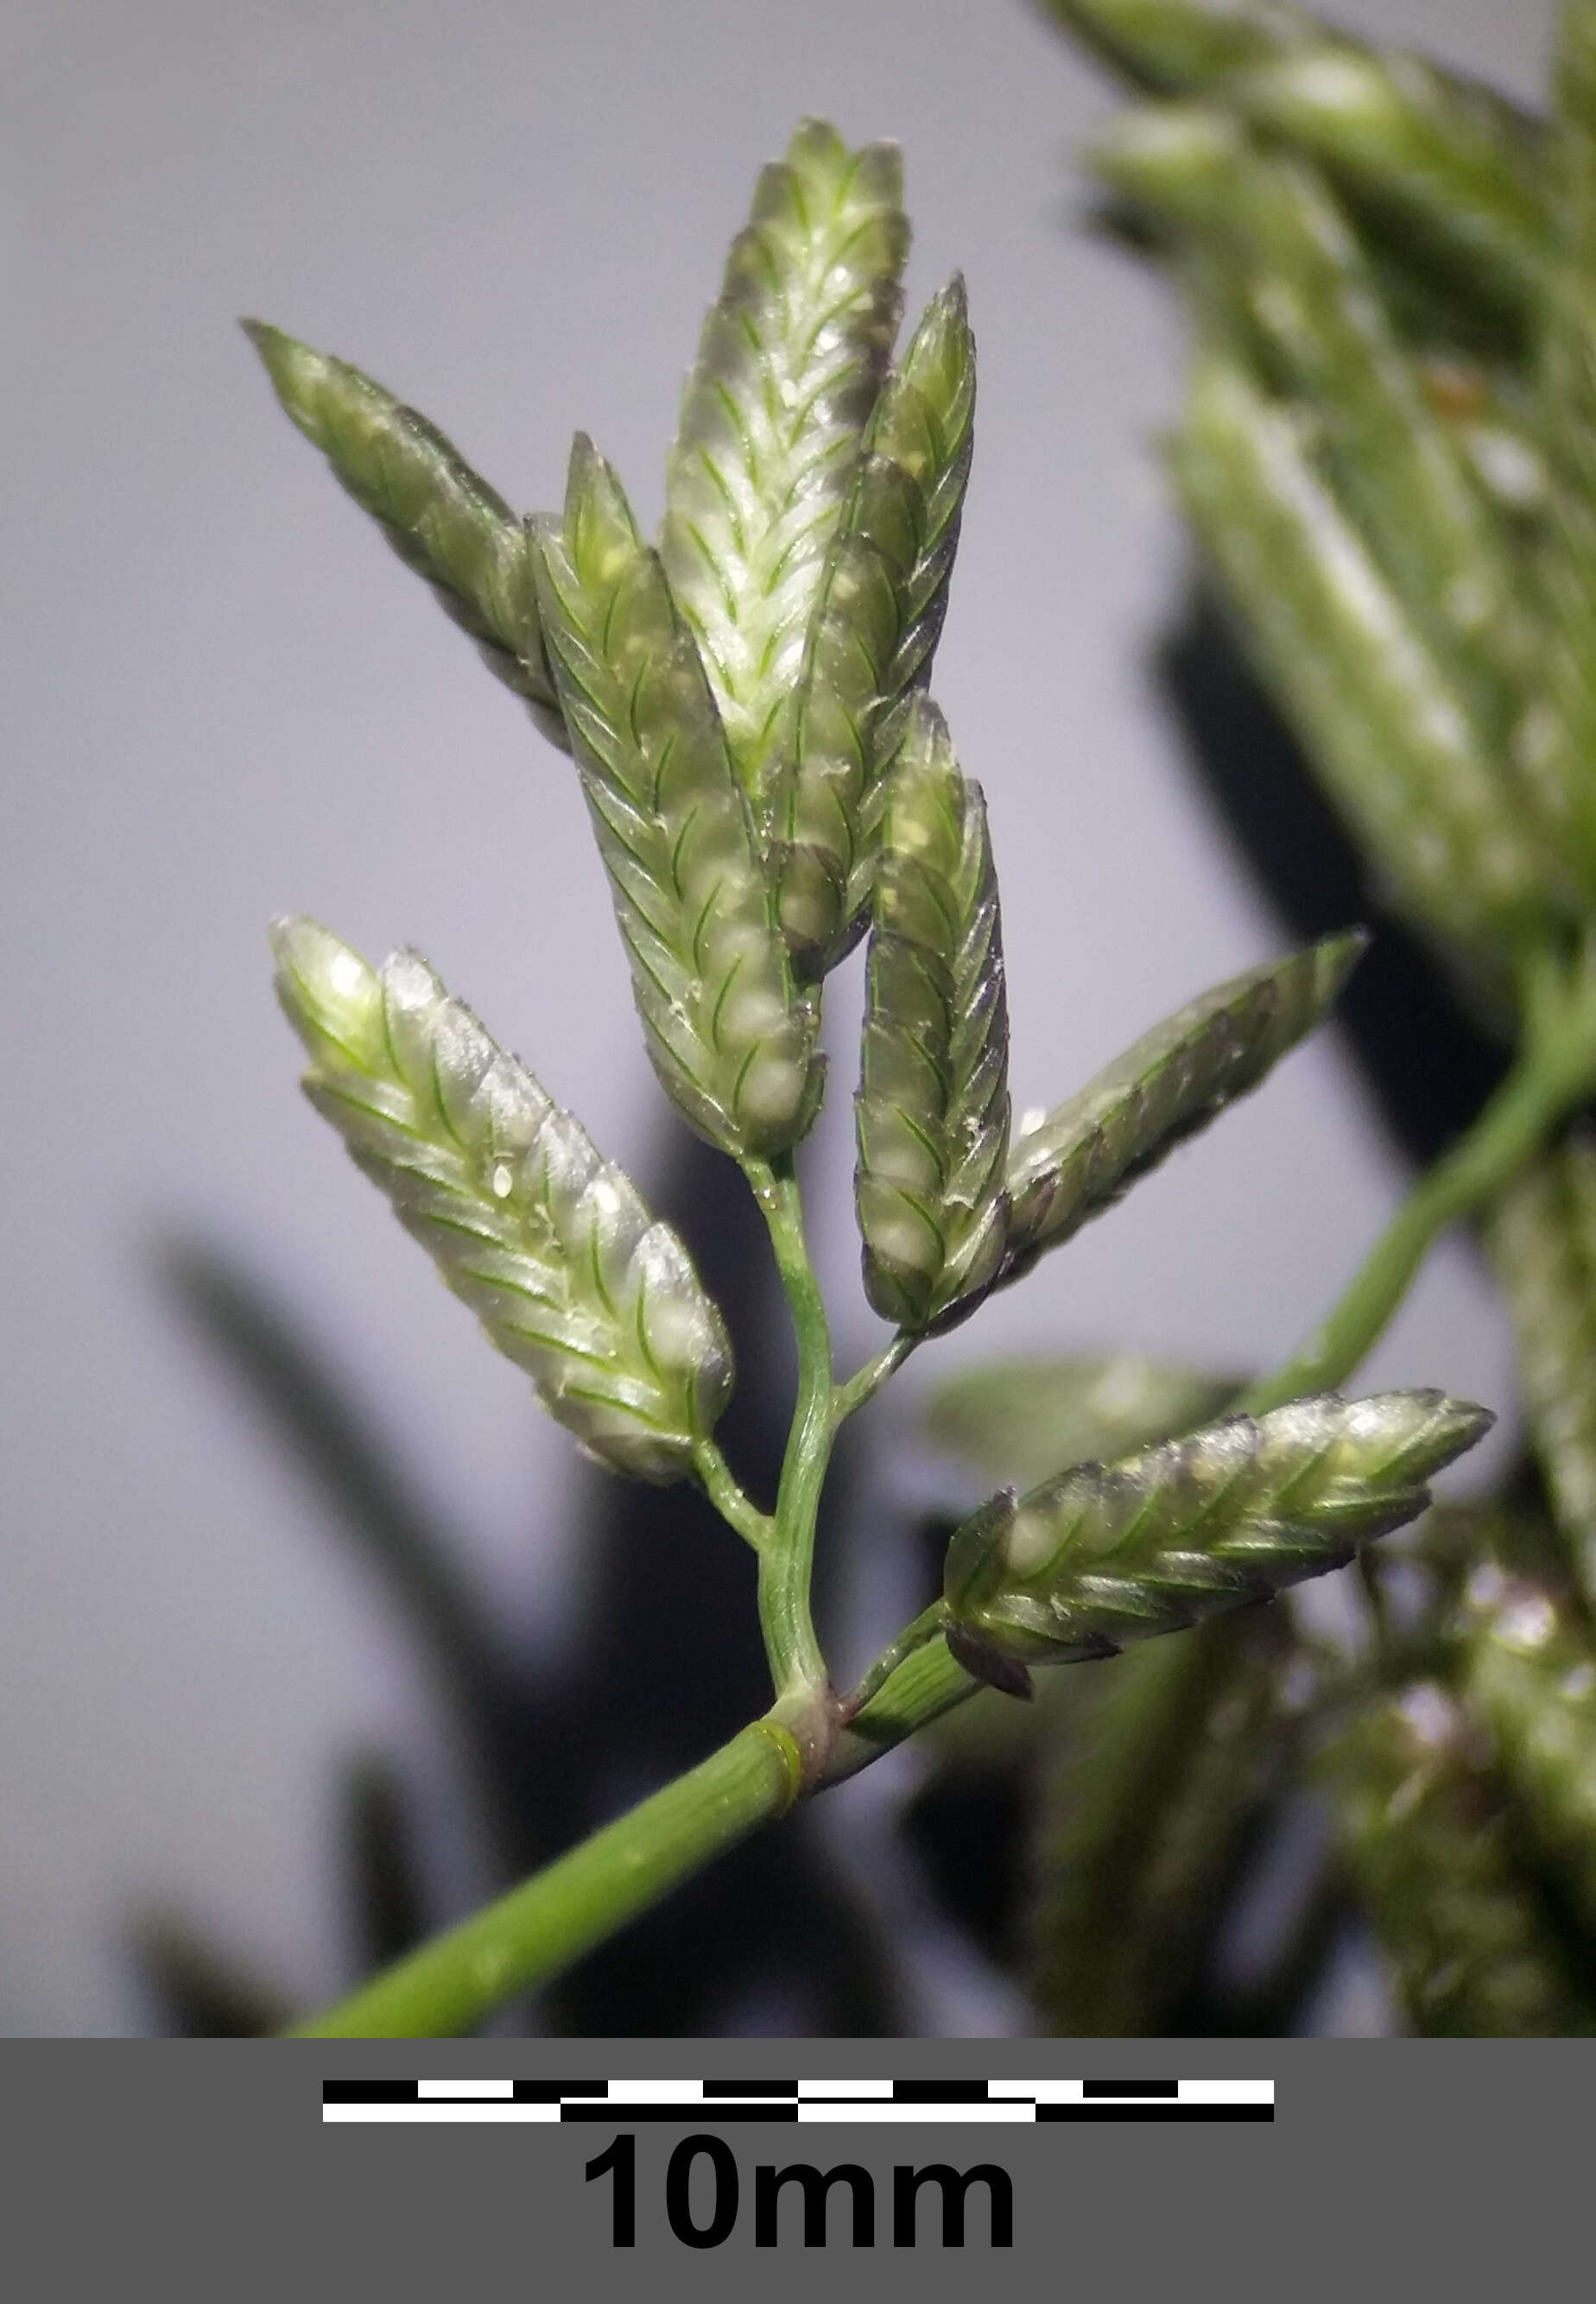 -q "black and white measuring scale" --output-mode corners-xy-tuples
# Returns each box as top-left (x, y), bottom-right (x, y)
(322, 2075), (1274, 2124)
